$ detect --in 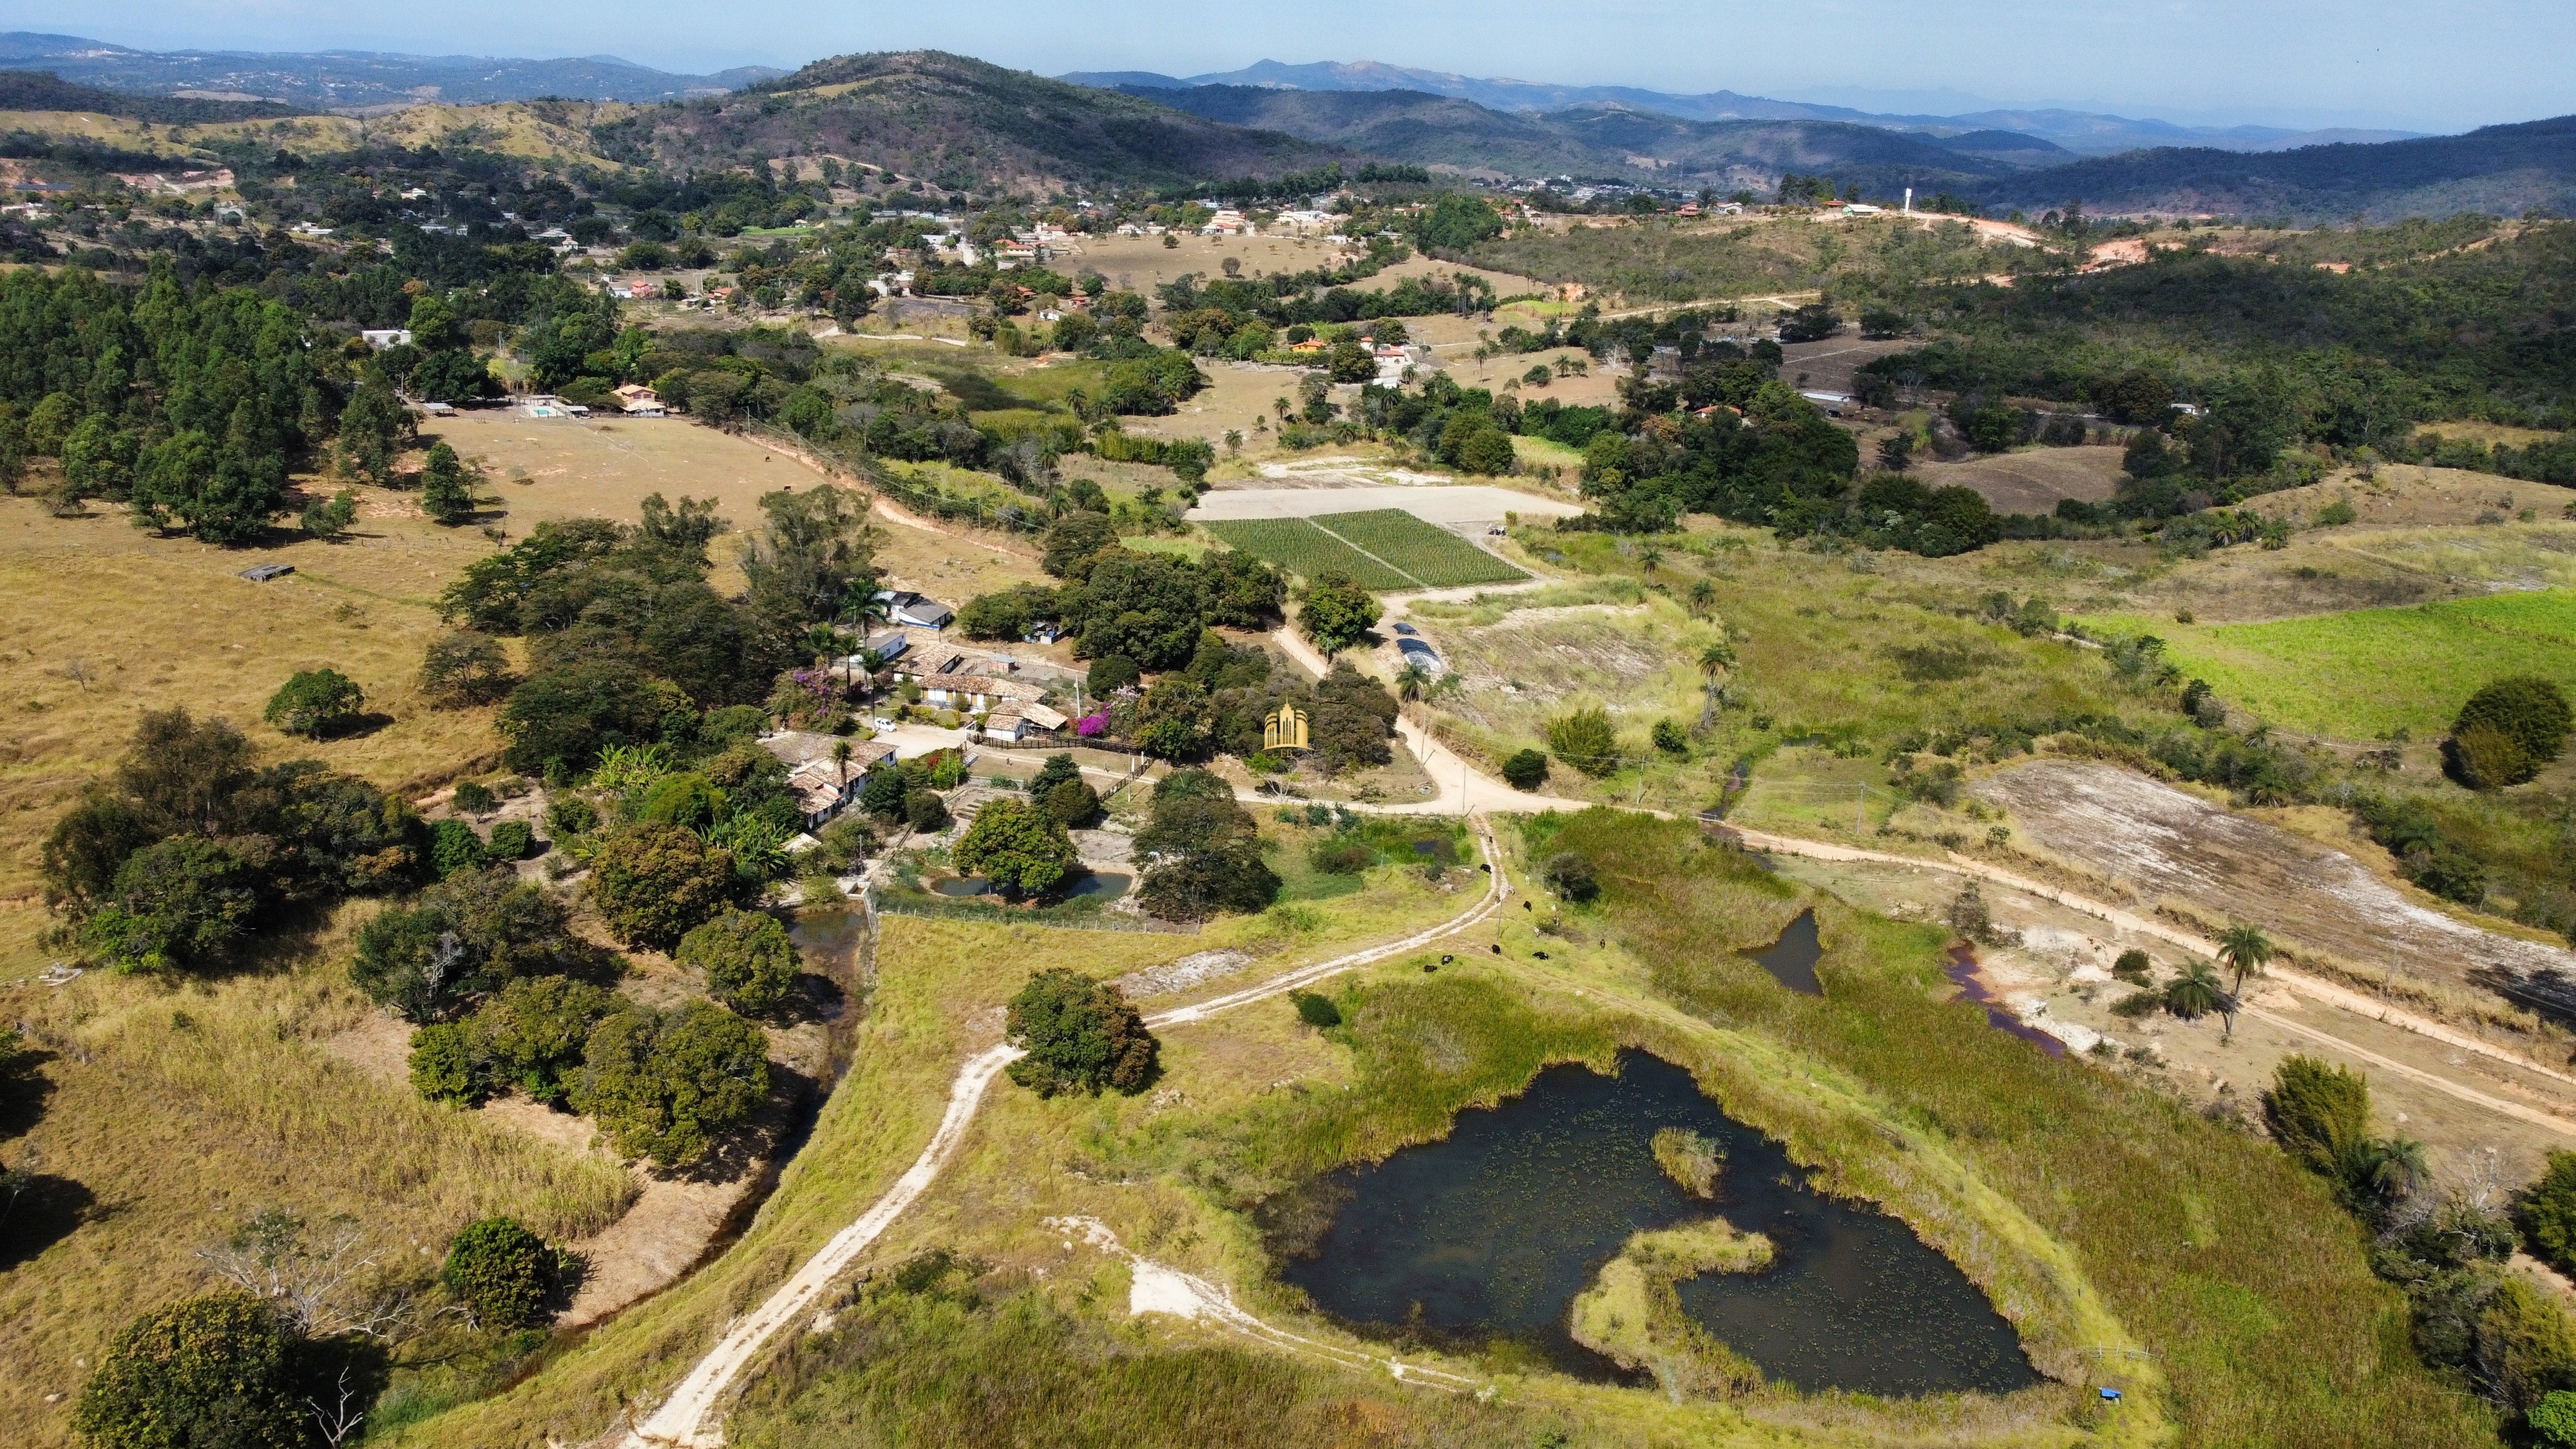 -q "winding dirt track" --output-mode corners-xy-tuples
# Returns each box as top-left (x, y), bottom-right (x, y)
(622, 822), (1511, 1446)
